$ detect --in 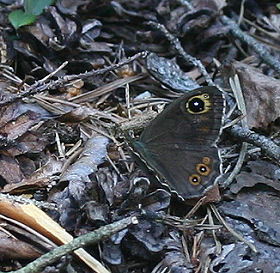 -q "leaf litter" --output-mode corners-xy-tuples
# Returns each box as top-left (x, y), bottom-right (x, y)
(0, 0), (280, 272)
